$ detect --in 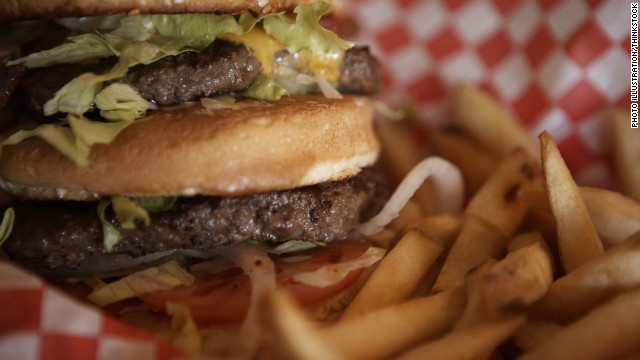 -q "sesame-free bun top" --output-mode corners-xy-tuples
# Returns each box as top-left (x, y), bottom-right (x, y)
(0, 0), (342, 21)
(0, 95), (380, 200)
